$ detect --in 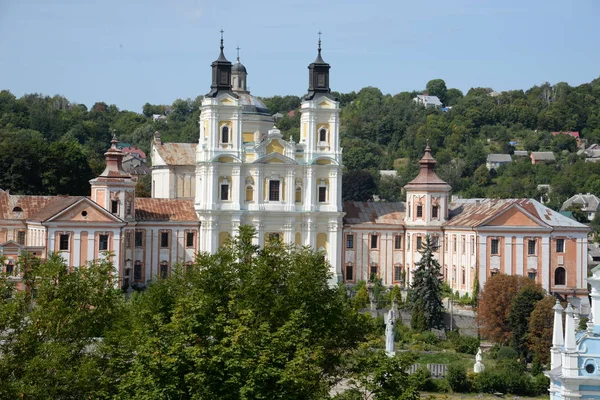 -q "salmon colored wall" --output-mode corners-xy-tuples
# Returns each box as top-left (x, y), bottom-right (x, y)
(486, 208), (538, 227)
(80, 231), (88, 266)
